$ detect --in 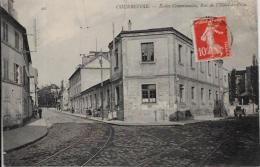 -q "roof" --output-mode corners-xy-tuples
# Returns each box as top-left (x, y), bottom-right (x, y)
(0, 7), (32, 63)
(81, 79), (111, 95)
(84, 51), (109, 66)
(108, 27), (193, 48)
(68, 67), (81, 80)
